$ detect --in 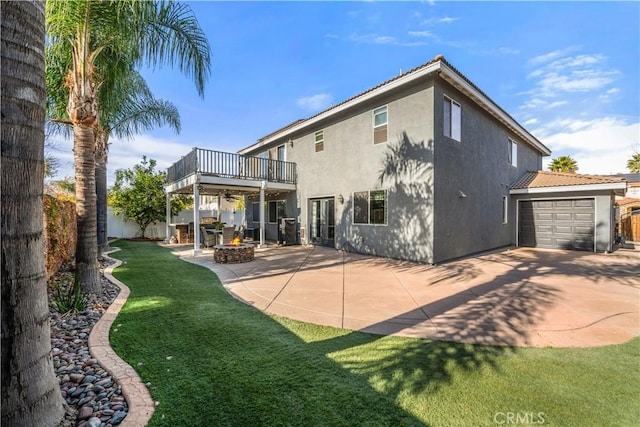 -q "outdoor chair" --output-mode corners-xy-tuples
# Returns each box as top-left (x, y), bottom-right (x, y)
(201, 226), (217, 248)
(222, 226), (235, 244)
